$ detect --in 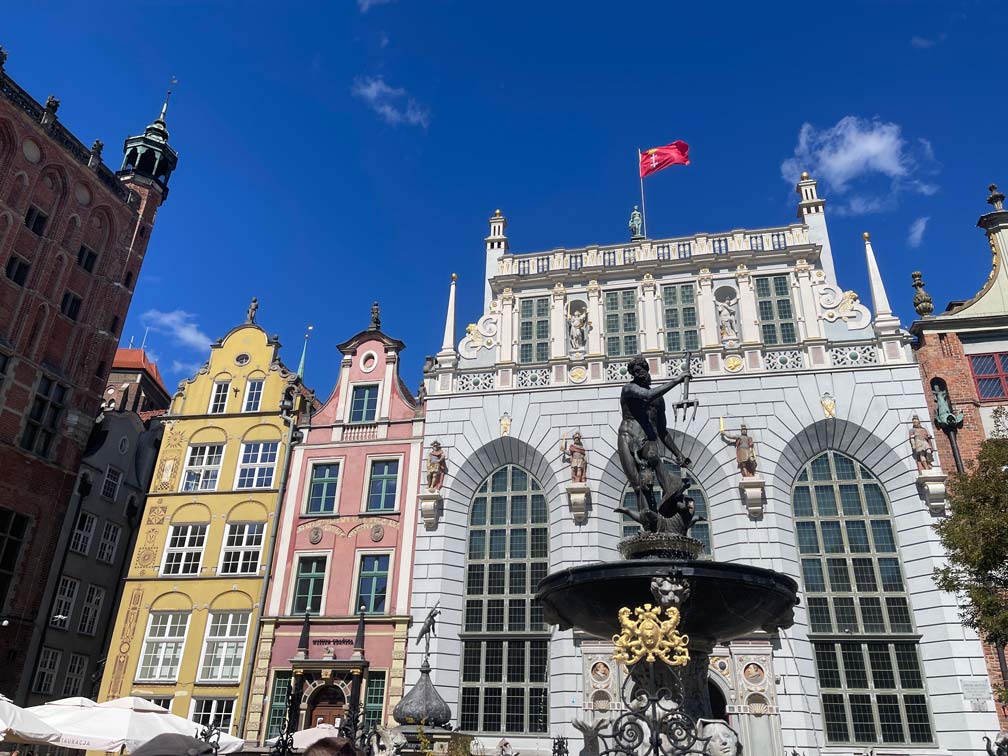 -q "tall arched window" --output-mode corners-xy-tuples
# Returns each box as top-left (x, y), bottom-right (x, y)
(460, 465), (549, 734)
(793, 451), (933, 747)
(620, 461), (712, 555)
